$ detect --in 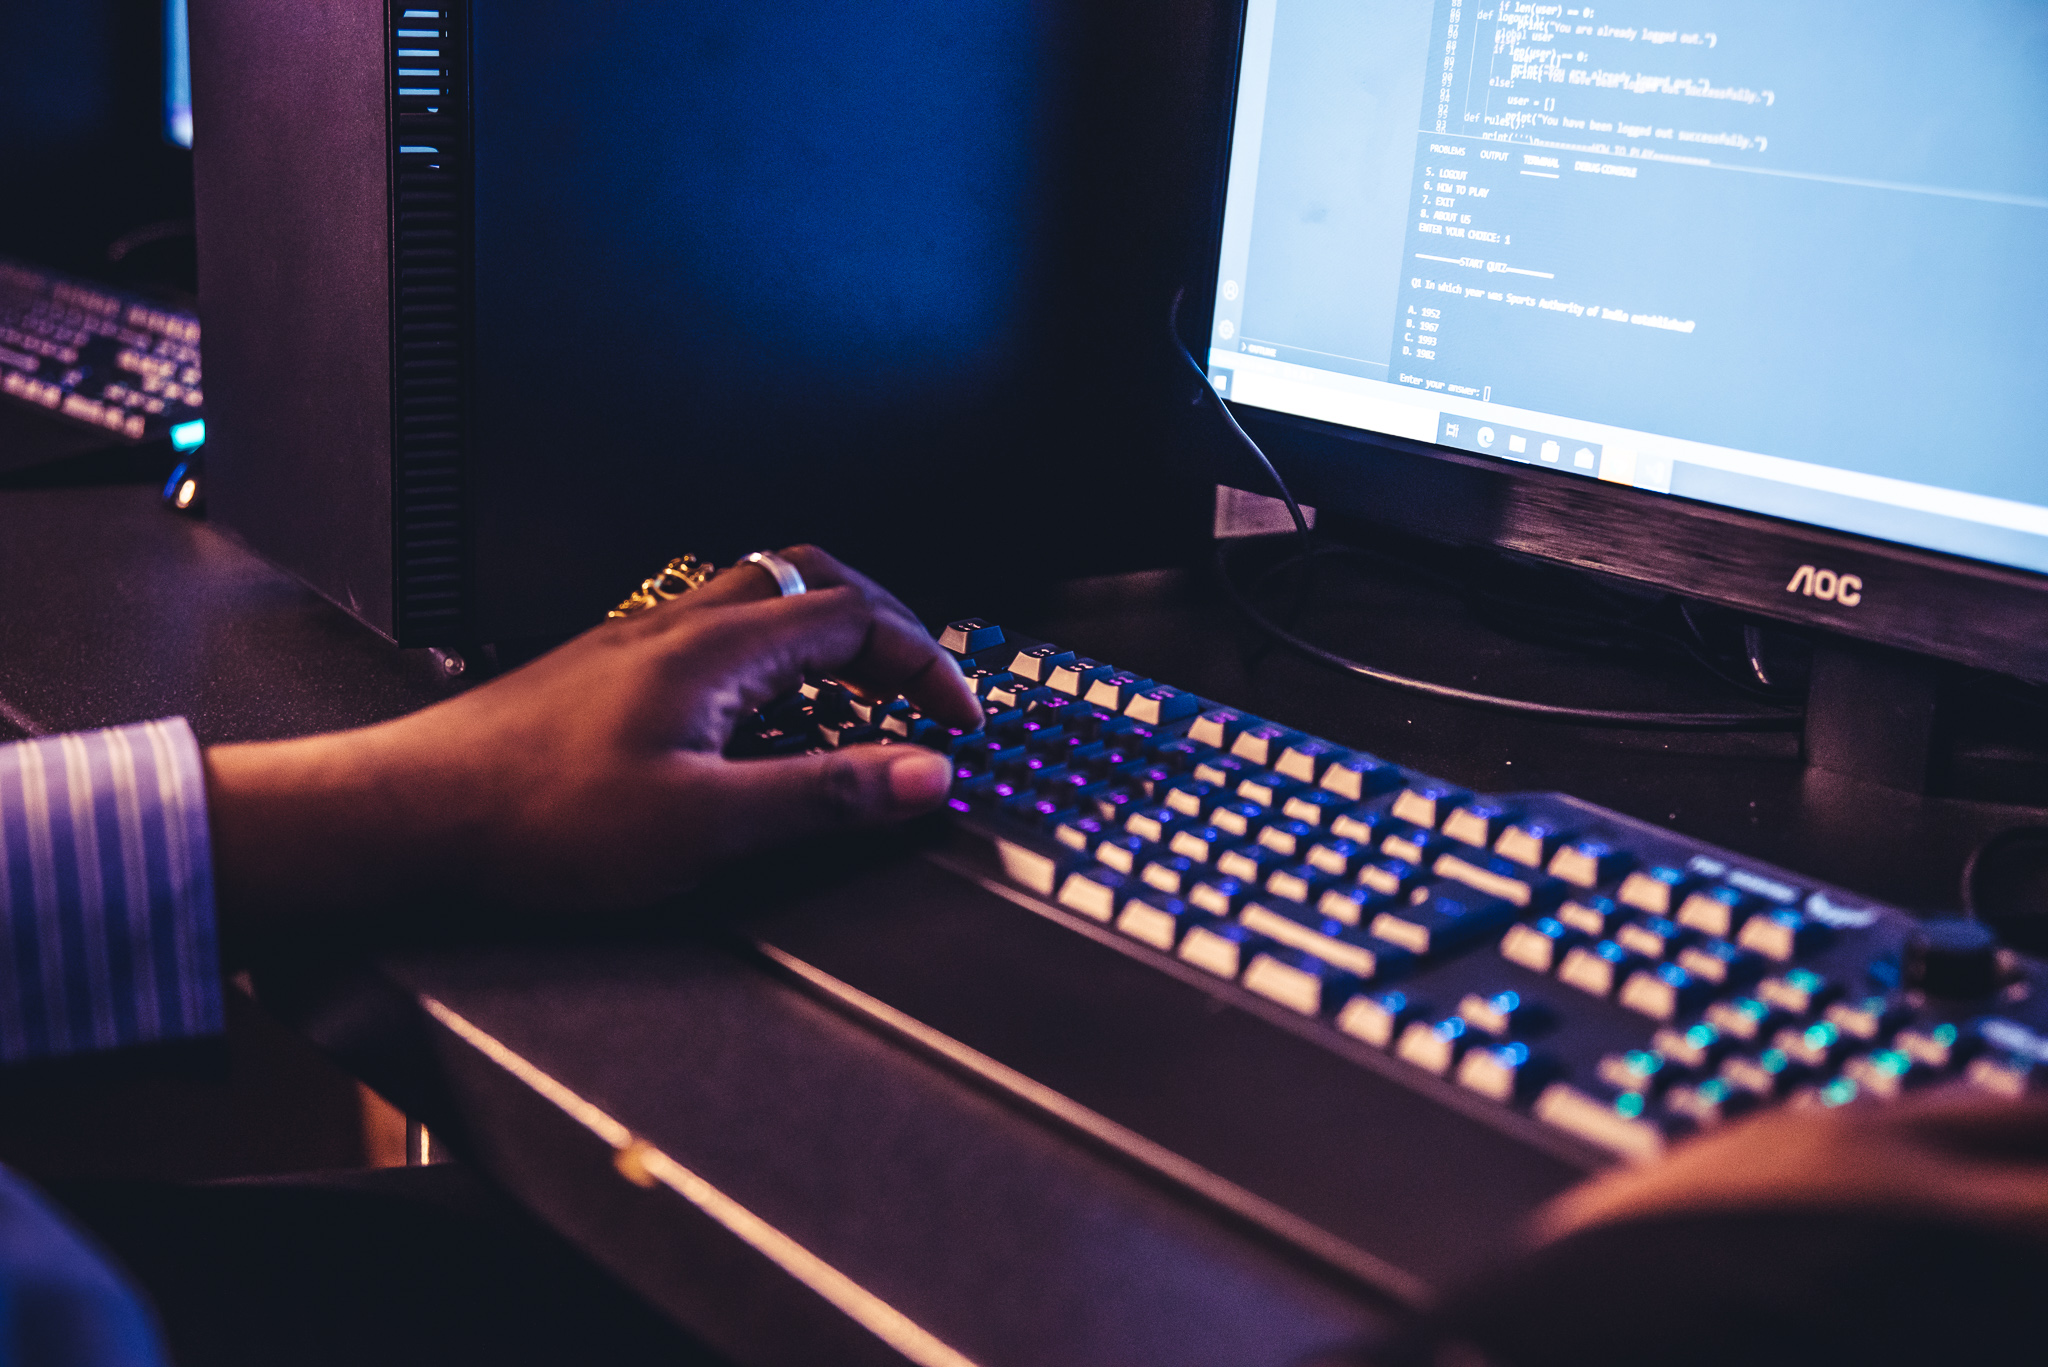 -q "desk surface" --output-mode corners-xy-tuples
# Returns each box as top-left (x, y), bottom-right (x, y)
(5, 476), (2044, 1365)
